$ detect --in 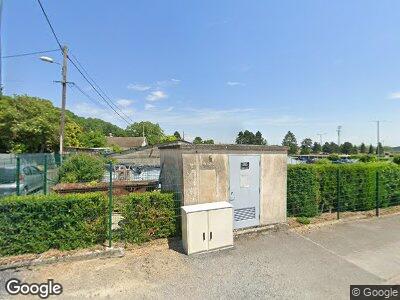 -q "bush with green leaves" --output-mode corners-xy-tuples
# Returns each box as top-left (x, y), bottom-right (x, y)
(358, 155), (377, 163)
(0, 193), (107, 256)
(122, 191), (177, 244)
(393, 155), (400, 165)
(59, 153), (105, 183)
(287, 163), (400, 217)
